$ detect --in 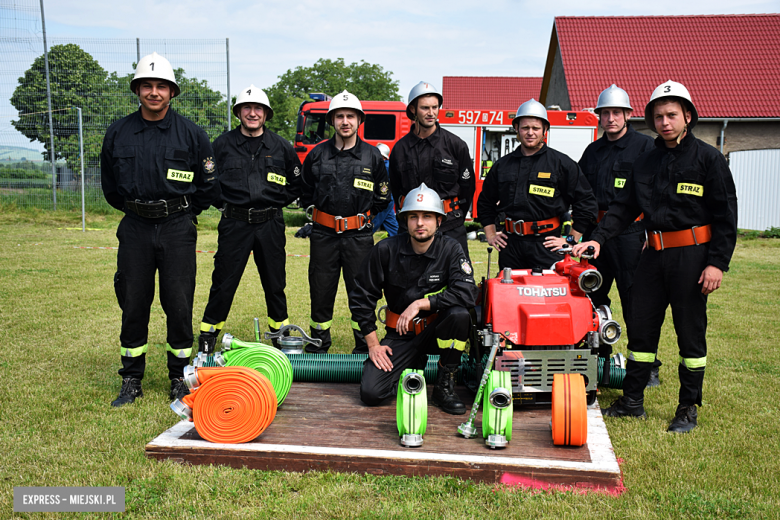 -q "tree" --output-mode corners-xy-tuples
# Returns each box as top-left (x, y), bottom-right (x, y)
(265, 58), (401, 141)
(10, 44), (231, 174)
